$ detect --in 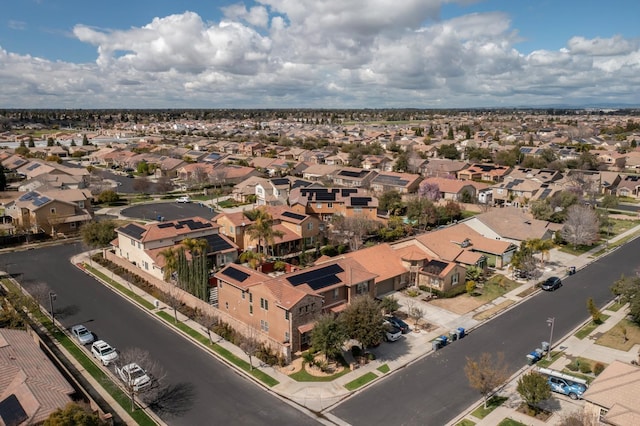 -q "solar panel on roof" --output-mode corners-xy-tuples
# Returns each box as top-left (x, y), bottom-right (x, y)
(19, 191), (38, 202)
(0, 394), (28, 426)
(287, 263), (344, 288)
(157, 223), (173, 228)
(203, 234), (234, 252)
(306, 275), (341, 291)
(271, 178), (289, 186)
(315, 191), (336, 201)
(27, 163), (41, 171)
(539, 188), (552, 200)
(32, 196), (50, 206)
(221, 265), (250, 282)
(339, 170), (364, 178)
(281, 211), (306, 221)
(341, 188), (357, 196)
(424, 259), (448, 275)
(120, 223), (145, 240)
(351, 197), (372, 206)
